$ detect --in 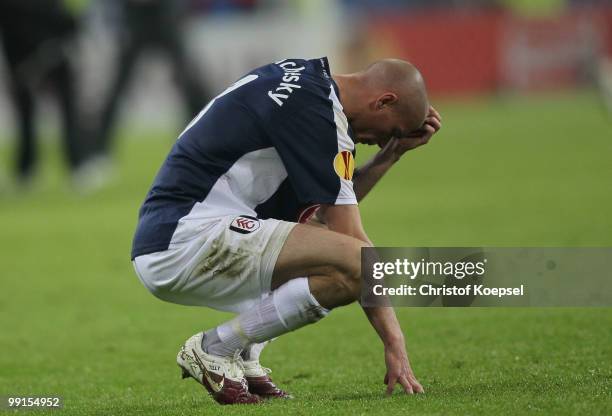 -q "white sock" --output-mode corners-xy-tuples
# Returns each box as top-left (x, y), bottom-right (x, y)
(204, 278), (329, 357)
(241, 341), (268, 361)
